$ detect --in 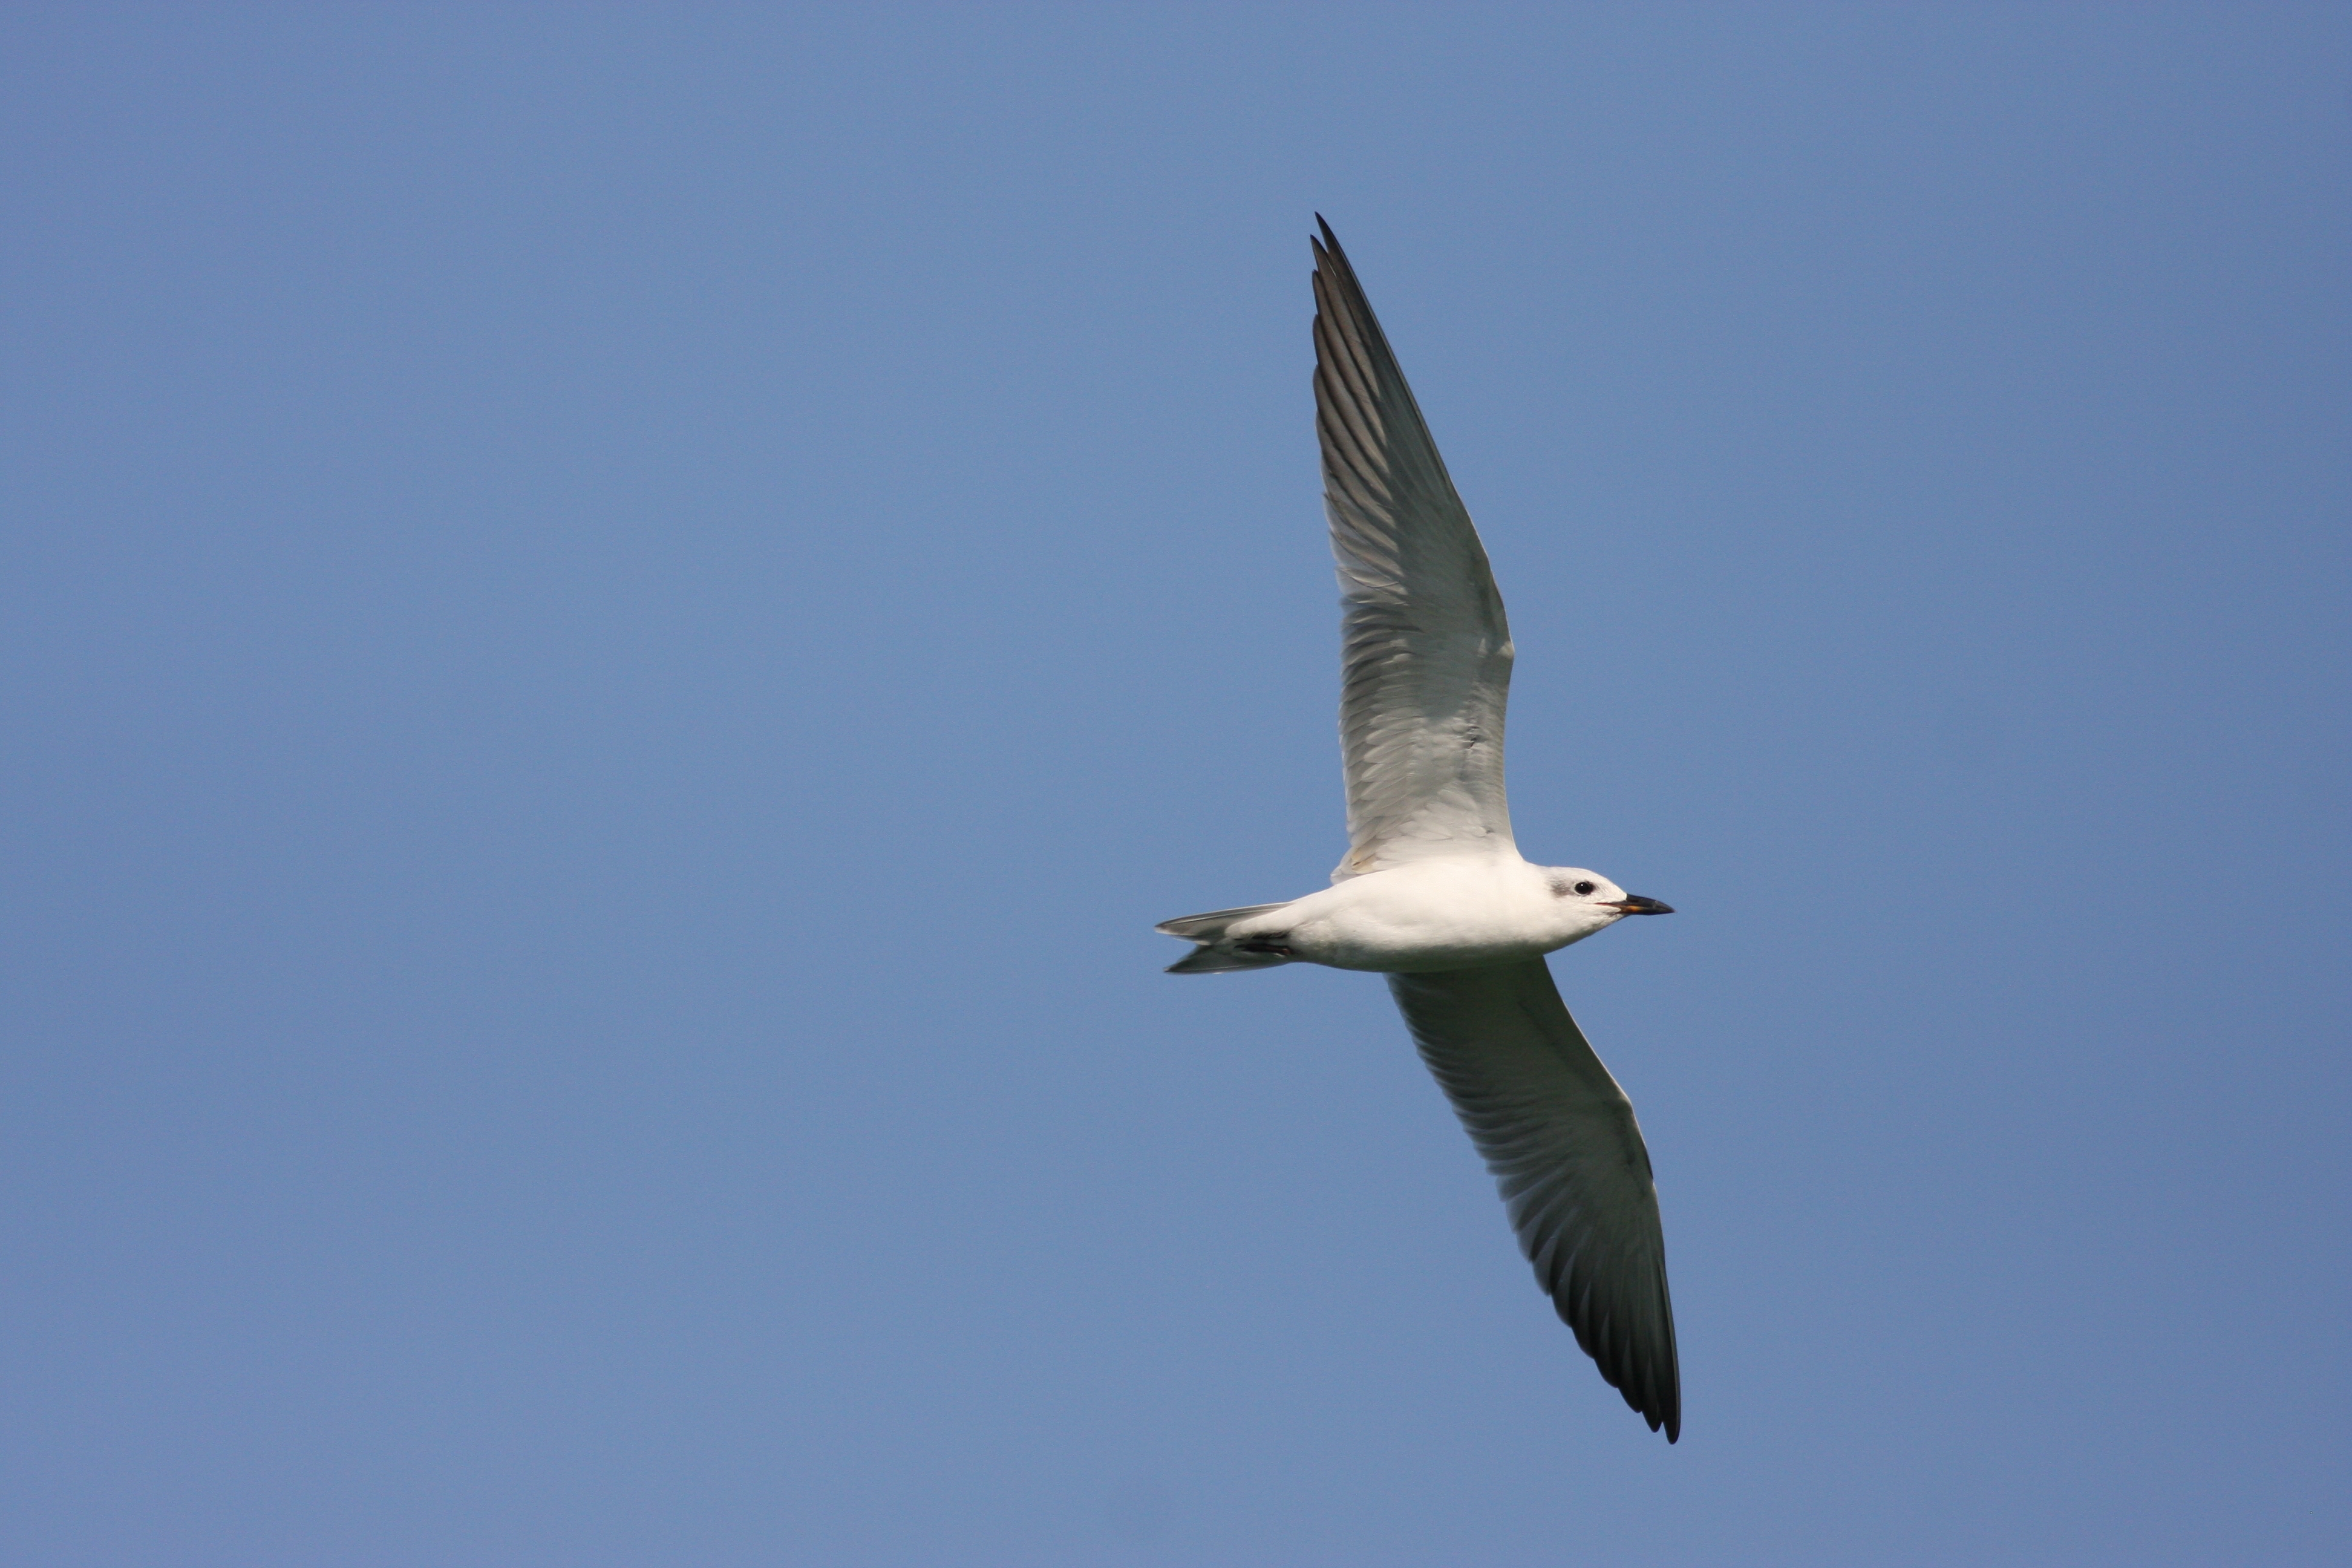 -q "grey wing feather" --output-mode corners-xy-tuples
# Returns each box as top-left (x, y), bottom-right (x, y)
(1313, 218), (1515, 880)
(1388, 958), (1681, 1440)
